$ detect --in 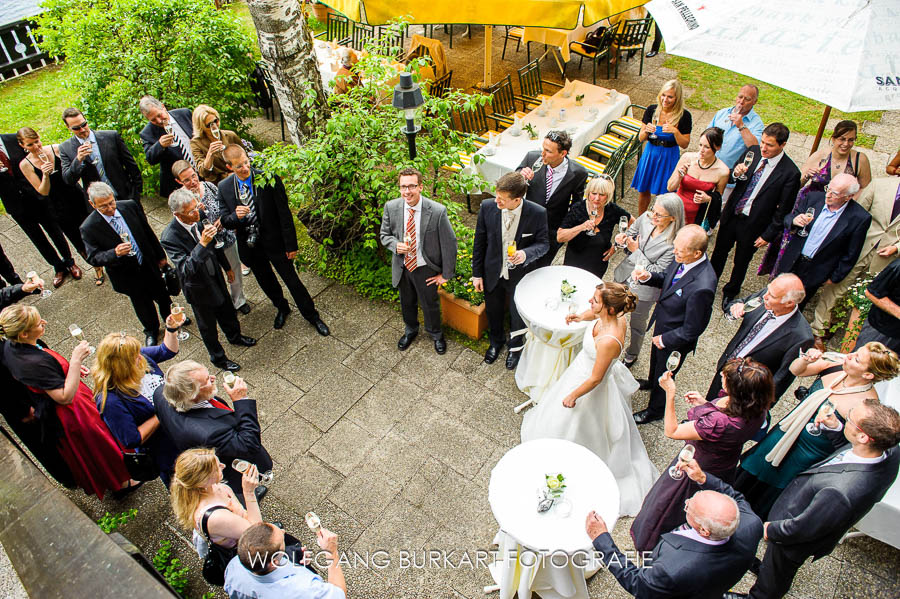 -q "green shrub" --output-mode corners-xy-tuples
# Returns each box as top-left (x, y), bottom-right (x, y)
(152, 539), (190, 596)
(96, 508), (138, 534)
